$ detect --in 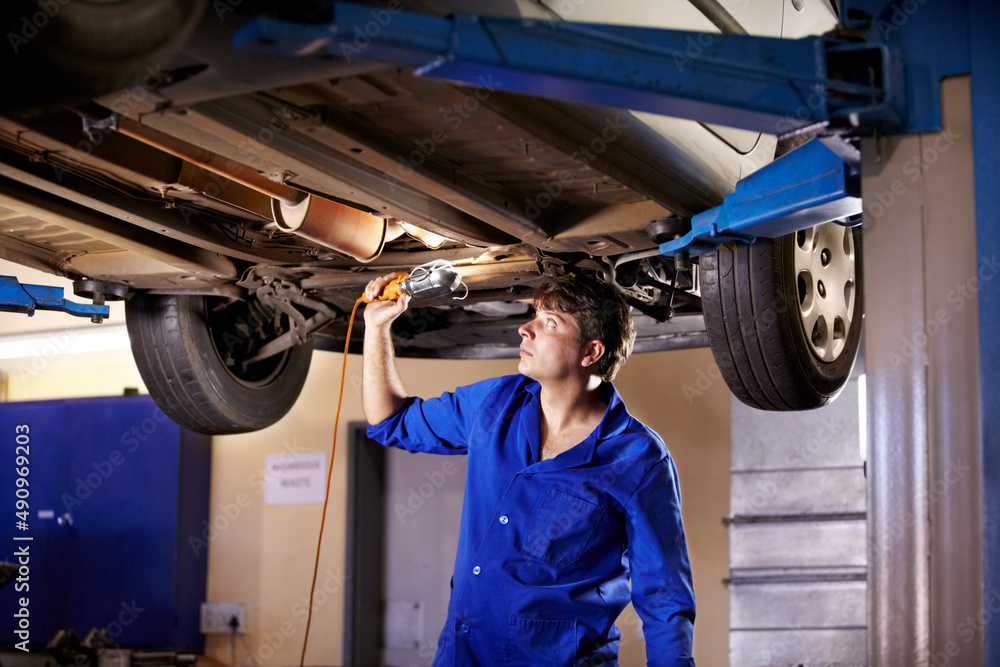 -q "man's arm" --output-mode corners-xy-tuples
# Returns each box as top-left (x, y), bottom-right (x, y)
(624, 457), (696, 667)
(363, 271), (494, 454)
(362, 272), (411, 424)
